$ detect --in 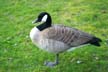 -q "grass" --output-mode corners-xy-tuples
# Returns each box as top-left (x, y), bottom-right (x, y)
(0, 0), (108, 72)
